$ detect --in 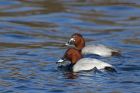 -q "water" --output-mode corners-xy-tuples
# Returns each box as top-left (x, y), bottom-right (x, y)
(0, 0), (140, 93)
